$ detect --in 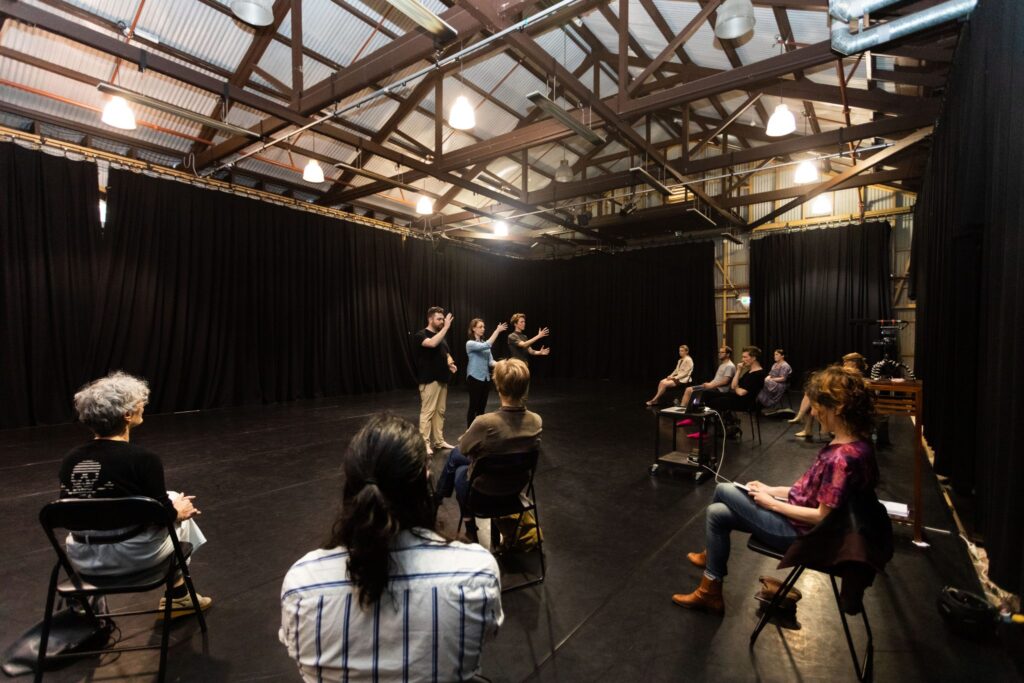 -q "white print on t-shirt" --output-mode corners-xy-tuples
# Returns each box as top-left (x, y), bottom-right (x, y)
(63, 459), (115, 497)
